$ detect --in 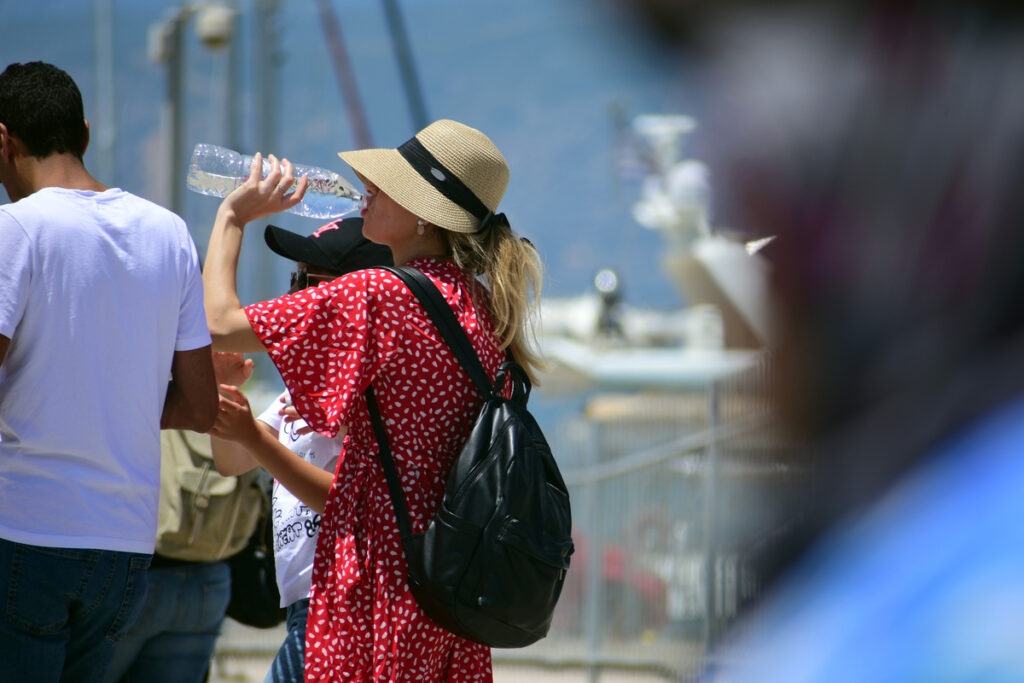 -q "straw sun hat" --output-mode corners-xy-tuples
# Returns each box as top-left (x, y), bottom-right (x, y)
(338, 119), (510, 234)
